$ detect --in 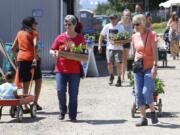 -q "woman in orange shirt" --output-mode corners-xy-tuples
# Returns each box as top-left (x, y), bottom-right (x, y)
(132, 14), (158, 126)
(12, 17), (42, 112)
